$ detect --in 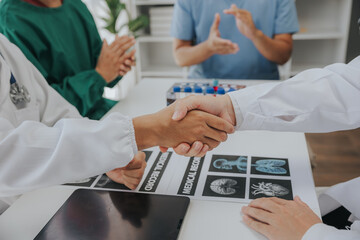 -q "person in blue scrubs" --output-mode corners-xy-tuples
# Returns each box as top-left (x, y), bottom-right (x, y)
(171, 1), (299, 80)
